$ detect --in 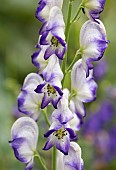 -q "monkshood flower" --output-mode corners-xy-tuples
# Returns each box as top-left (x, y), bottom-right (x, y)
(52, 89), (74, 124)
(43, 119), (77, 155)
(18, 73), (43, 121)
(71, 59), (97, 117)
(57, 142), (84, 170)
(39, 6), (66, 60)
(82, 0), (106, 22)
(35, 55), (63, 109)
(9, 117), (38, 170)
(58, 88), (83, 131)
(35, 0), (63, 22)
(80, 19), (109, 77)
